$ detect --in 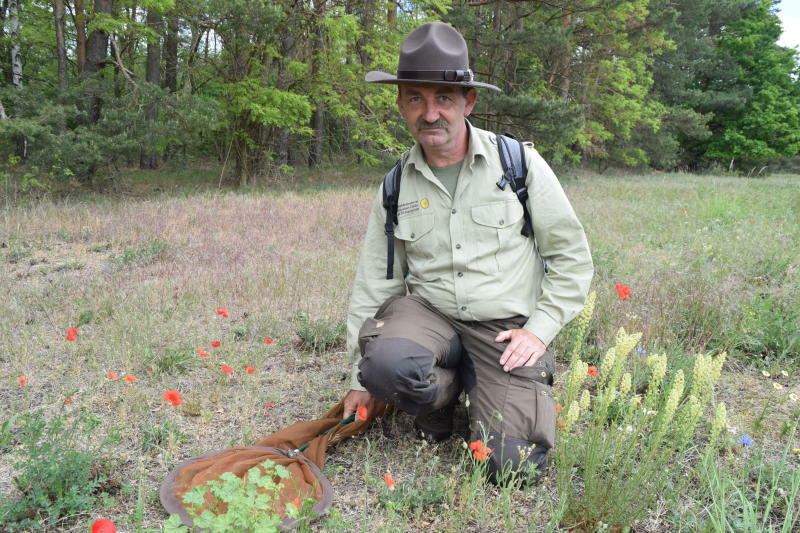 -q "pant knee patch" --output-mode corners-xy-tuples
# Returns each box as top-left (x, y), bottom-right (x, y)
(358, 337), (437, 414)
